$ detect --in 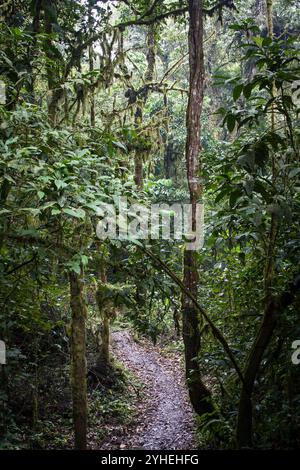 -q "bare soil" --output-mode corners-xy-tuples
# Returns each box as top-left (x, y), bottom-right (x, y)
(101, 330), (196, 450)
